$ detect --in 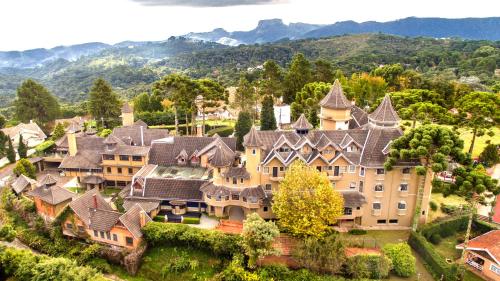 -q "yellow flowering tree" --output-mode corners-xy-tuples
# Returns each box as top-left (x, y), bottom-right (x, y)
(272, 161), (344, 238)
